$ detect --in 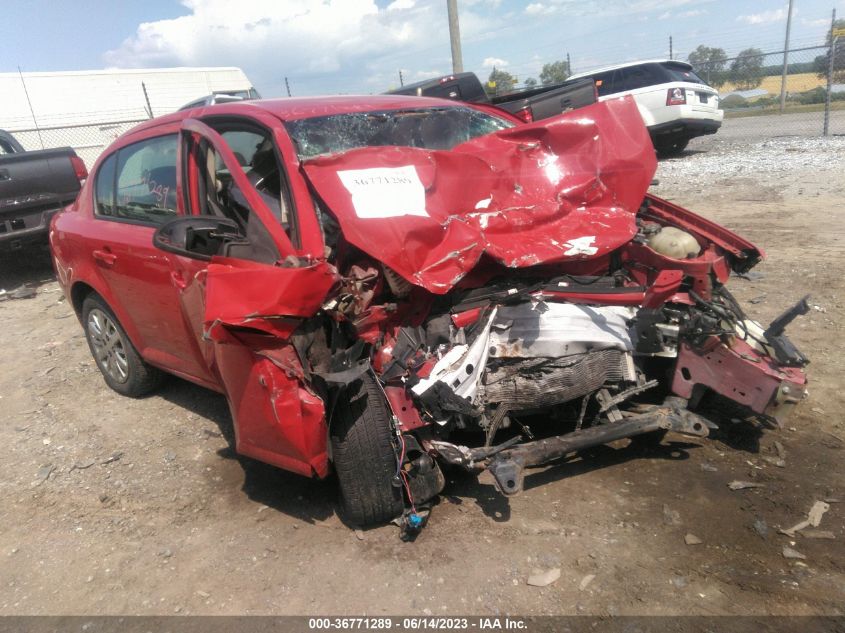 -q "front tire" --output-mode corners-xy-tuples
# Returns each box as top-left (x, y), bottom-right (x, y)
(82, 294), (163, 397)
(331, 375), (404, 526)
